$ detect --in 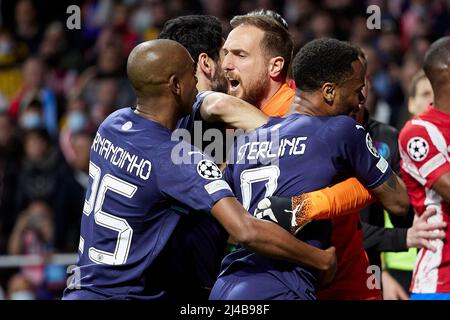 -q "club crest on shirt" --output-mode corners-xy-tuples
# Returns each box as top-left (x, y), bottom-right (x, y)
(407, 137), (429, 162)
(366, 133), (379, 158)
(197, 159), (222, 180)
